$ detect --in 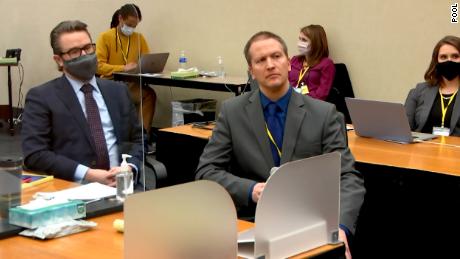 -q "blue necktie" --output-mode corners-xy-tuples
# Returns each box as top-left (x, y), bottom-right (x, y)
(266, 103), (282, 166)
